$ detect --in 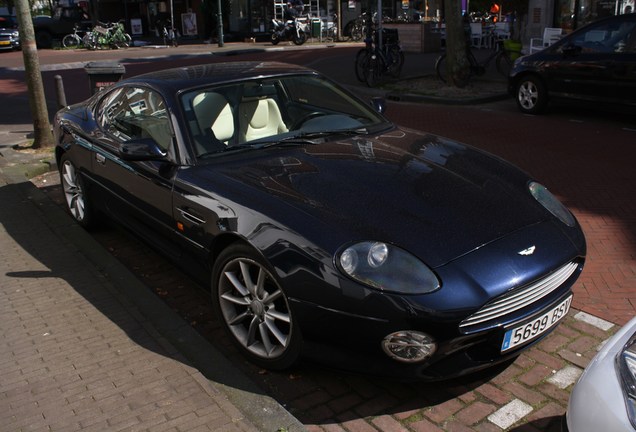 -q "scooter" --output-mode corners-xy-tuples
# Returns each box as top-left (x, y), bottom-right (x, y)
(271, 17), (307, 45)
